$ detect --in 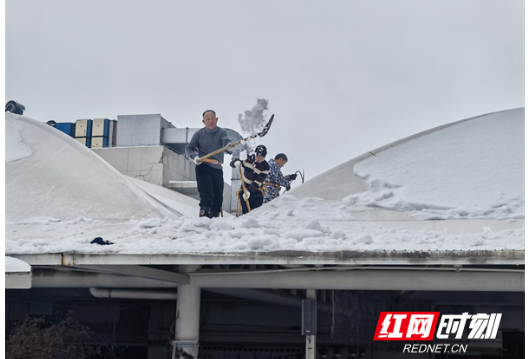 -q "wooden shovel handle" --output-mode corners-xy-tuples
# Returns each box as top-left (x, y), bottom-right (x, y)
(238, 165), (251, 212)
(198, 138), (249, 161)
